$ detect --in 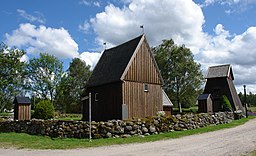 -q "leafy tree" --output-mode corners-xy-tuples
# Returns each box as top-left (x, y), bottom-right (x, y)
(55, 58), (91, 113)
(55, 74), (73, 112)
(152, 39), (204, 113)
(239, 91), (256, 107)
(0, 43), (27, 112)
(26, 53), (63, 104)
(221, 95), (232, 111)
(33, 100), (54, 119)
